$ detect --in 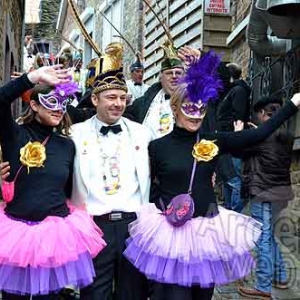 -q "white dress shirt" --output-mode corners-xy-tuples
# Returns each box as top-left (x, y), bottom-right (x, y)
(143, 89), (174, 140)
(126, 79), (150, 103)
(87, 117), (142, 215)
